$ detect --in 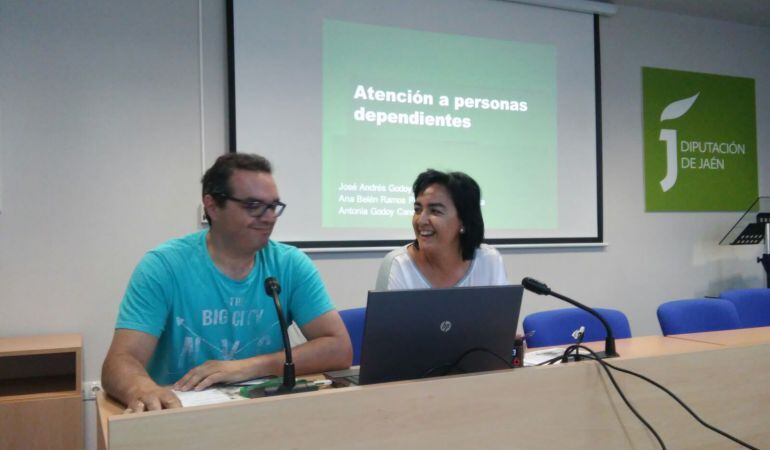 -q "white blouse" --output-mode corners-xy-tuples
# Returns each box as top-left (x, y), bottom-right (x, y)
(375, 244), (509, 290)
